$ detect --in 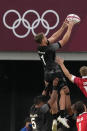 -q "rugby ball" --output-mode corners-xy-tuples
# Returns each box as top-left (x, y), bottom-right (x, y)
(66, 14), (81, 23)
